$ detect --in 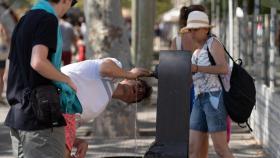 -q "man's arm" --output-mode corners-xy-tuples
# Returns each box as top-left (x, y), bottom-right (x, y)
(30, 44), (77, 91)
(99, 58), (151, 79)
